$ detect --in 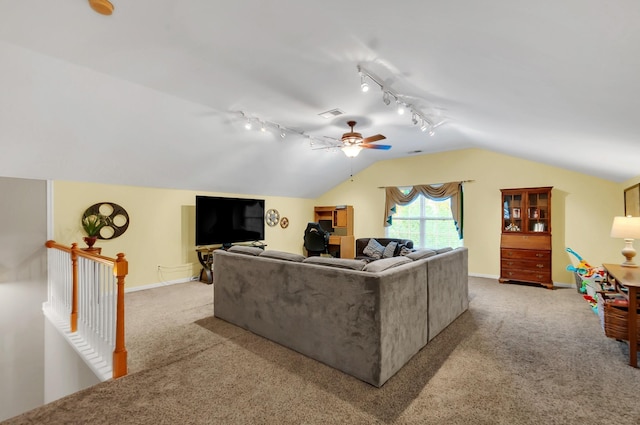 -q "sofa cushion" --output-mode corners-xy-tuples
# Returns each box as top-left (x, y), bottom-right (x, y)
(259, 250), (305, 262)
(362, 238), (385, 259)
(406, 249), (438, 261)
(227, 245), (264, 256)
(382, 241), (398, 258)
(303, 256), (366, 271)
(363, 256), (412, 272)
(436, 247), (453, 254)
